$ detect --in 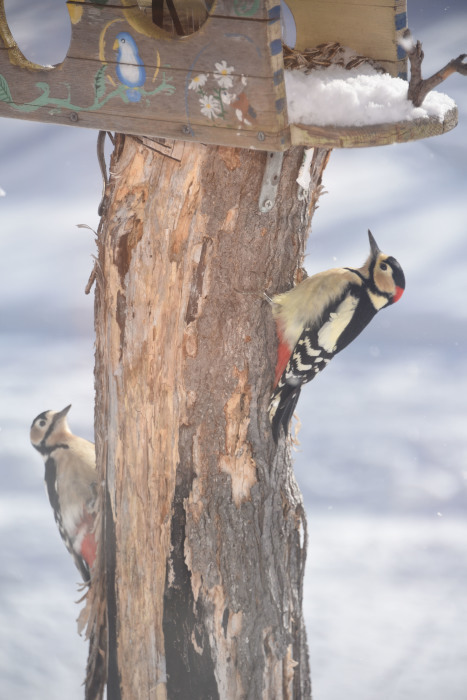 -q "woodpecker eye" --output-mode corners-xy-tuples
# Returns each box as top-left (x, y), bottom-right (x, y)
(379, 262), (388, 271)
(39, 419), (46, 427)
